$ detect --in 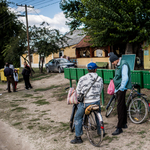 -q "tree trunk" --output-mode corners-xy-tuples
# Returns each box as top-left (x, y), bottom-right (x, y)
(39, 55), (41, 70)
(125, 43), (133, 54)
(40, 57), (44, 73)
